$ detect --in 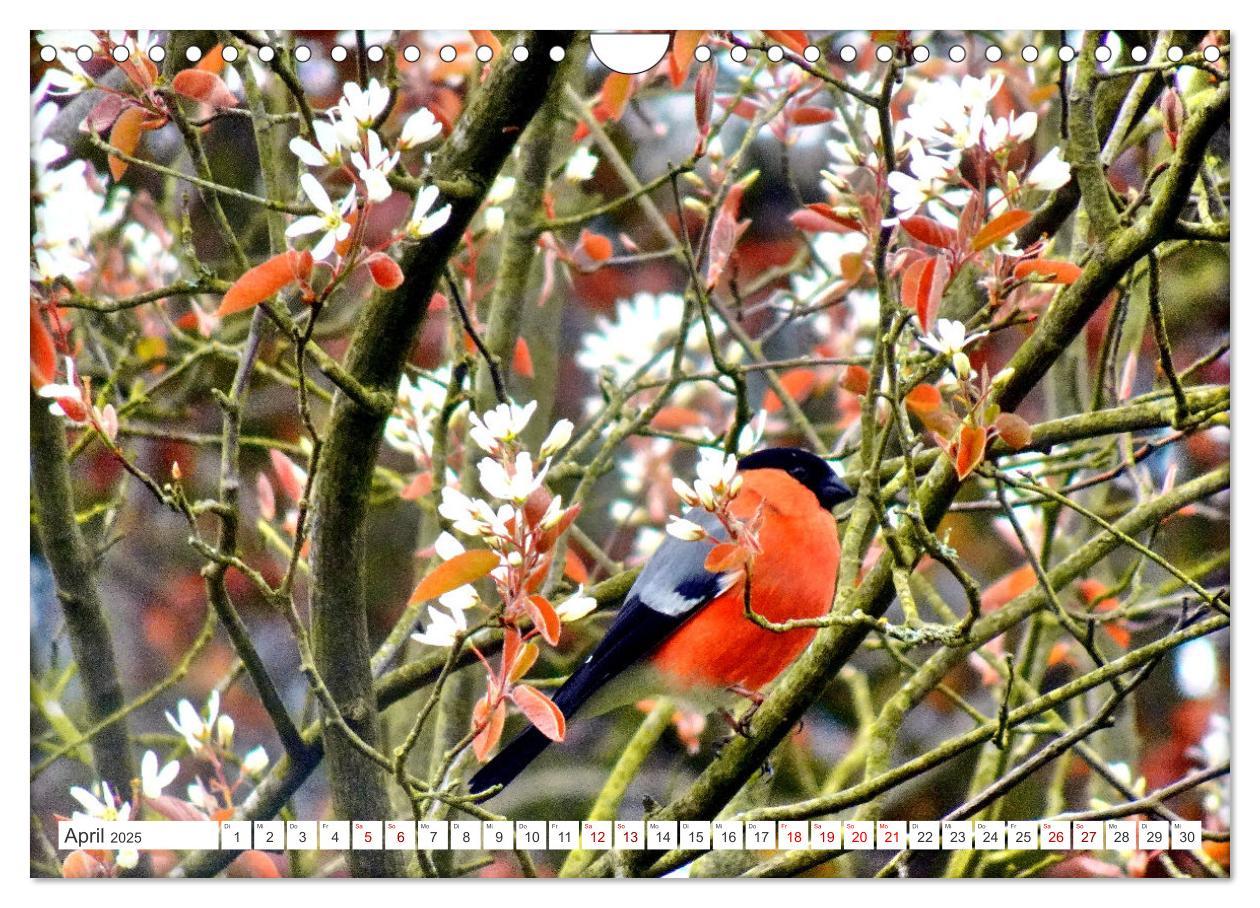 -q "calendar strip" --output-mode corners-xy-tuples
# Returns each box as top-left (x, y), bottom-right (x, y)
(57, 818), (1204, 853)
